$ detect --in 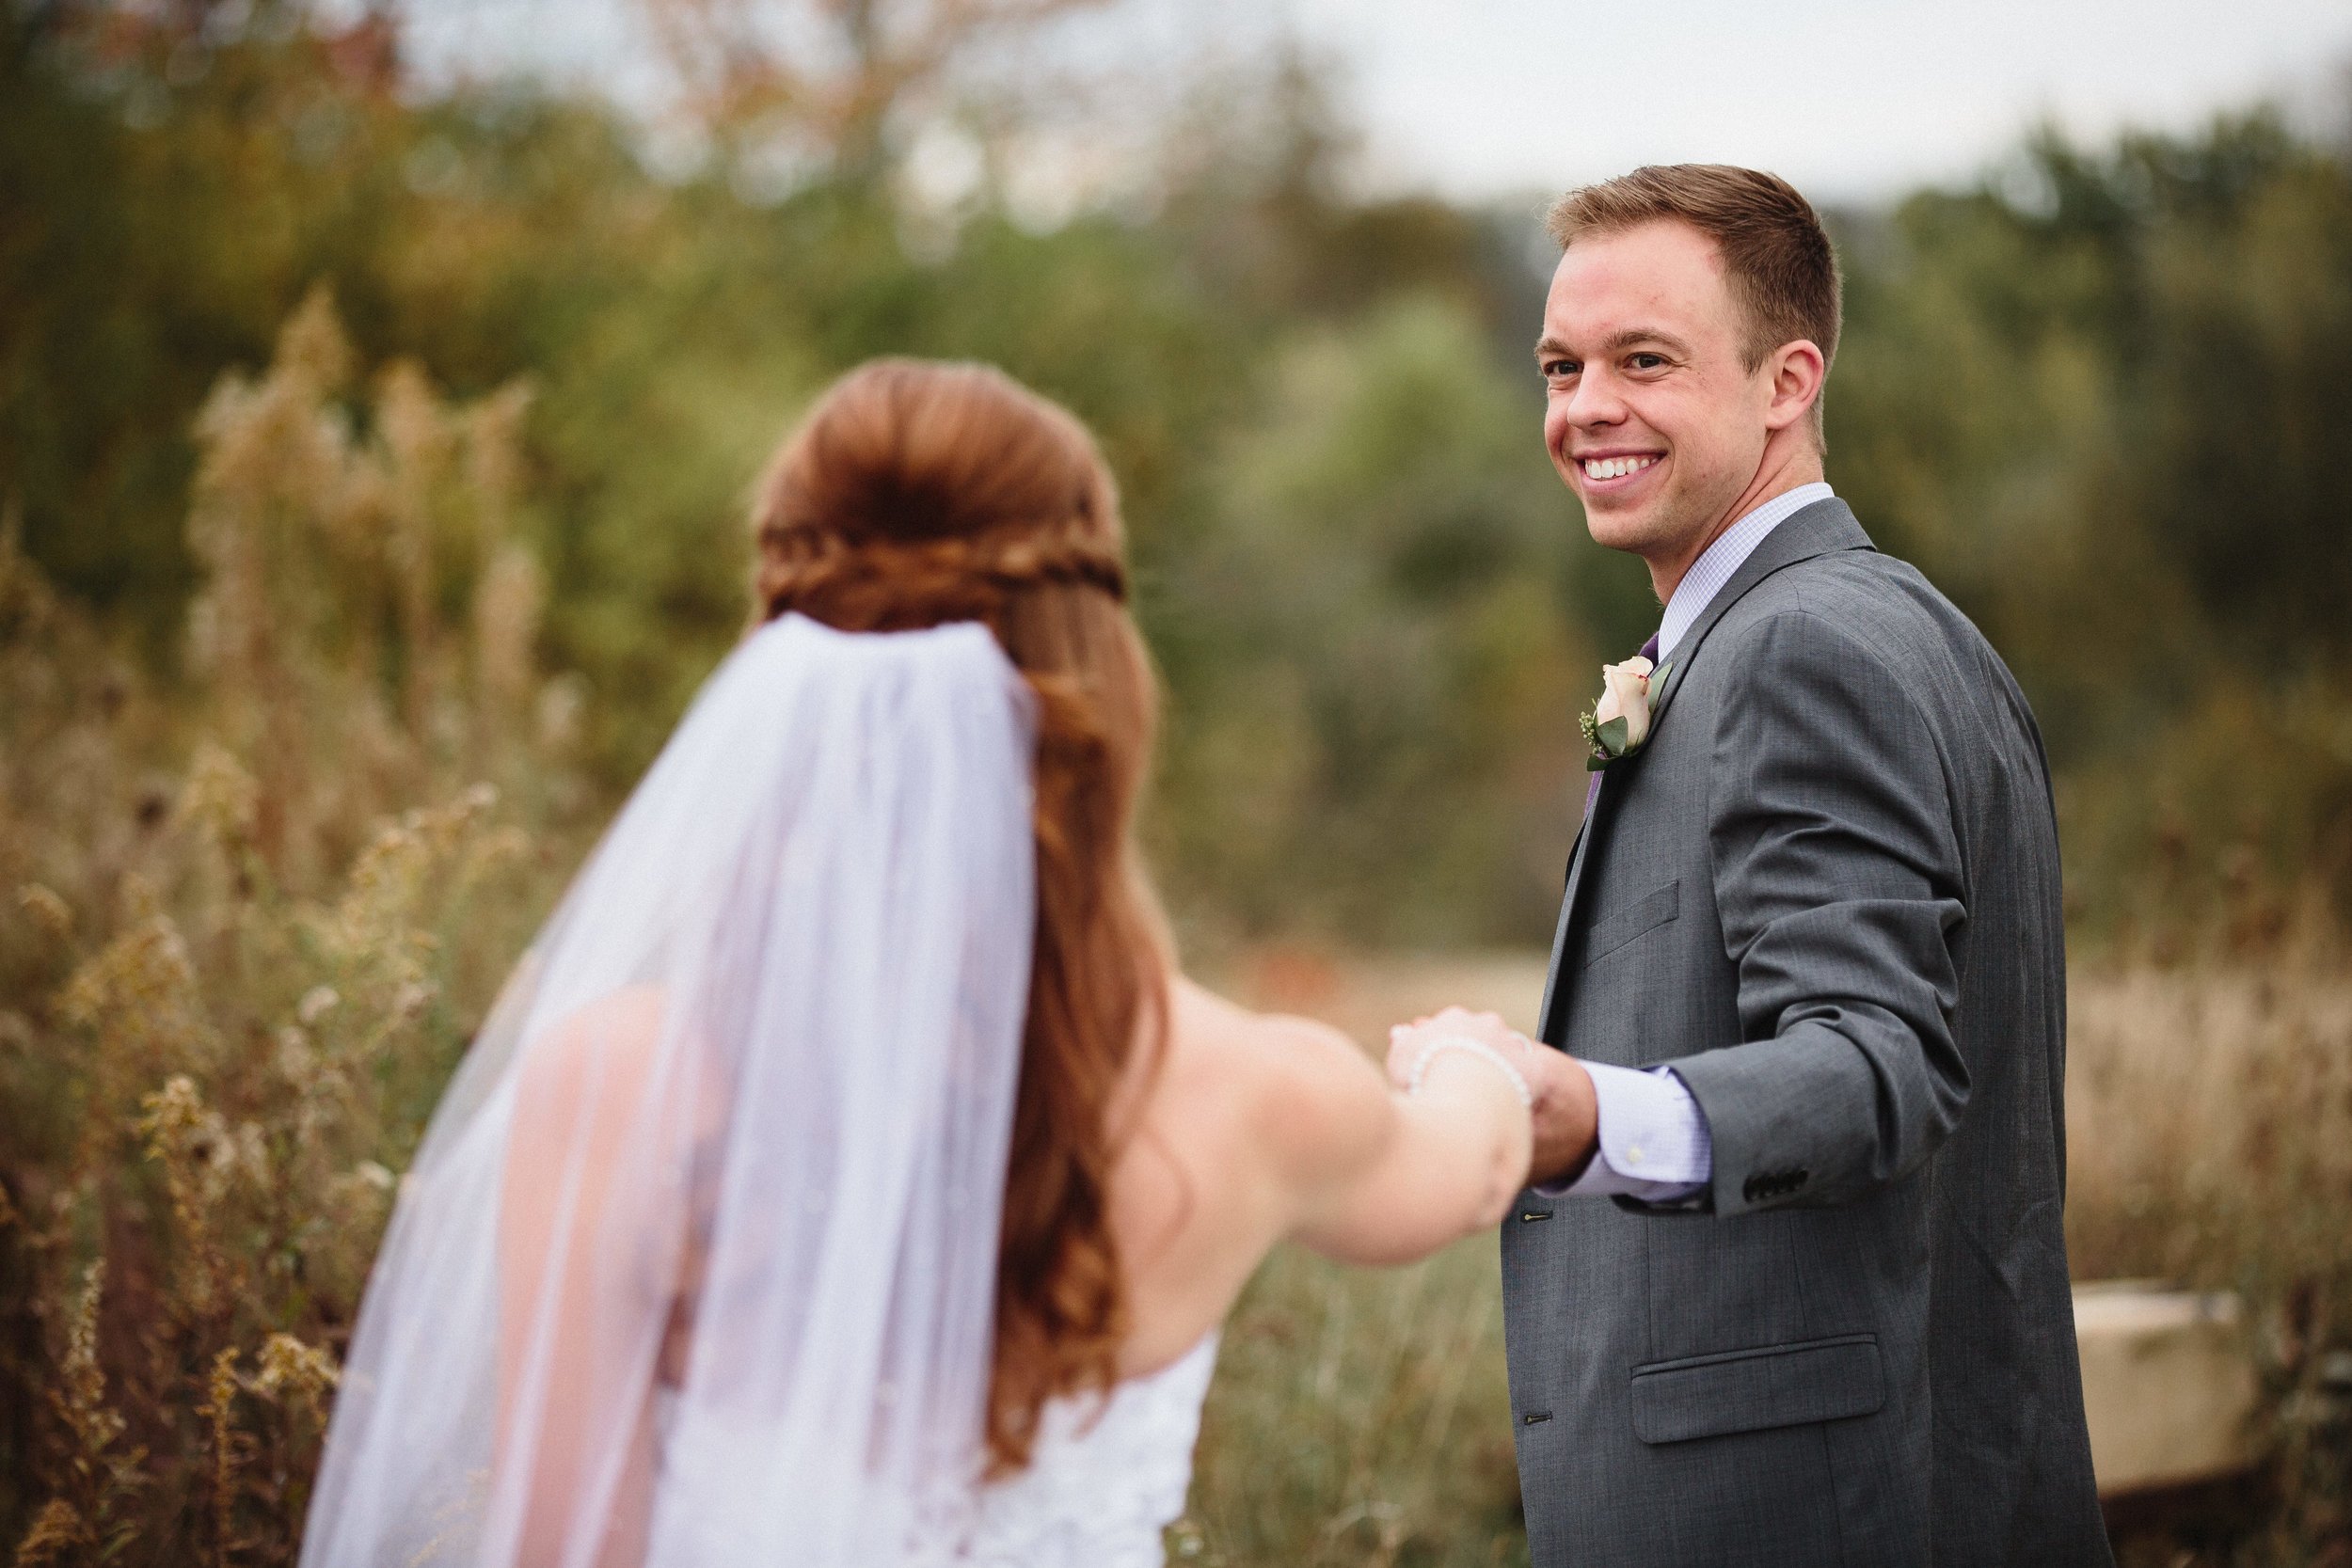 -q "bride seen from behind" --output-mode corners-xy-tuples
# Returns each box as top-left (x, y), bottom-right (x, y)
(298, 358), (1534, 1567)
